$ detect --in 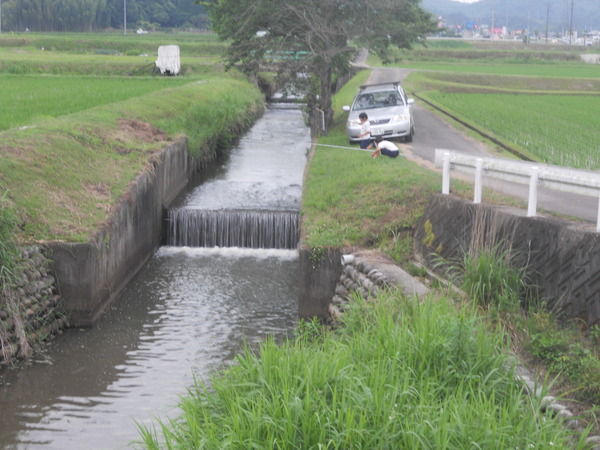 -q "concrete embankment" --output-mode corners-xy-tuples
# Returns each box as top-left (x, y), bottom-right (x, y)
(45, 109), (263, 327)
(46, 138), (191, 326)
(414, 193), (600, 329)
